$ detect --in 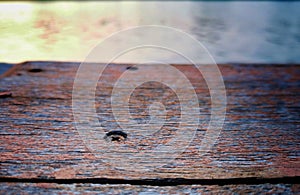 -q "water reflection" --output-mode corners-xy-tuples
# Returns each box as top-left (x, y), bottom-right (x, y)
(190, 2), (300, 63)
(0, 1), (299, 63)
